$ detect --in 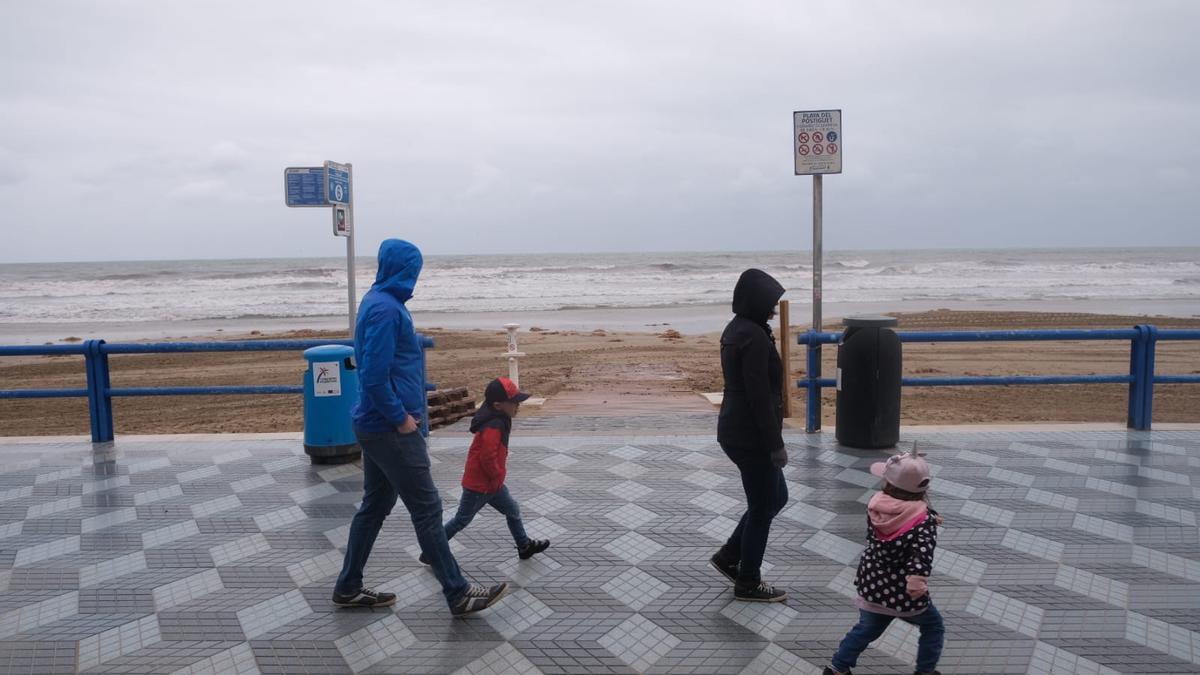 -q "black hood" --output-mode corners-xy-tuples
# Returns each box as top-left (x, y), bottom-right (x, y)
(469, 401), (512, 437)
(731, 268), (786, 324)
